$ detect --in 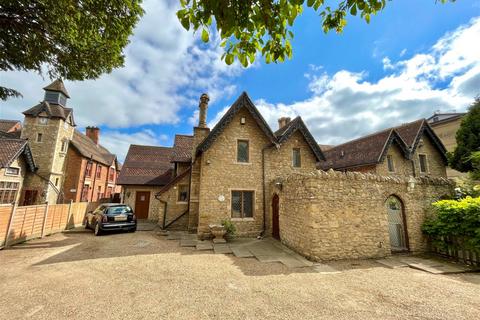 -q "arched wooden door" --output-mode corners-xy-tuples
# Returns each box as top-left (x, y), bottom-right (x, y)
(272, 194), (280, 240)
(386, 196), (408, 251)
